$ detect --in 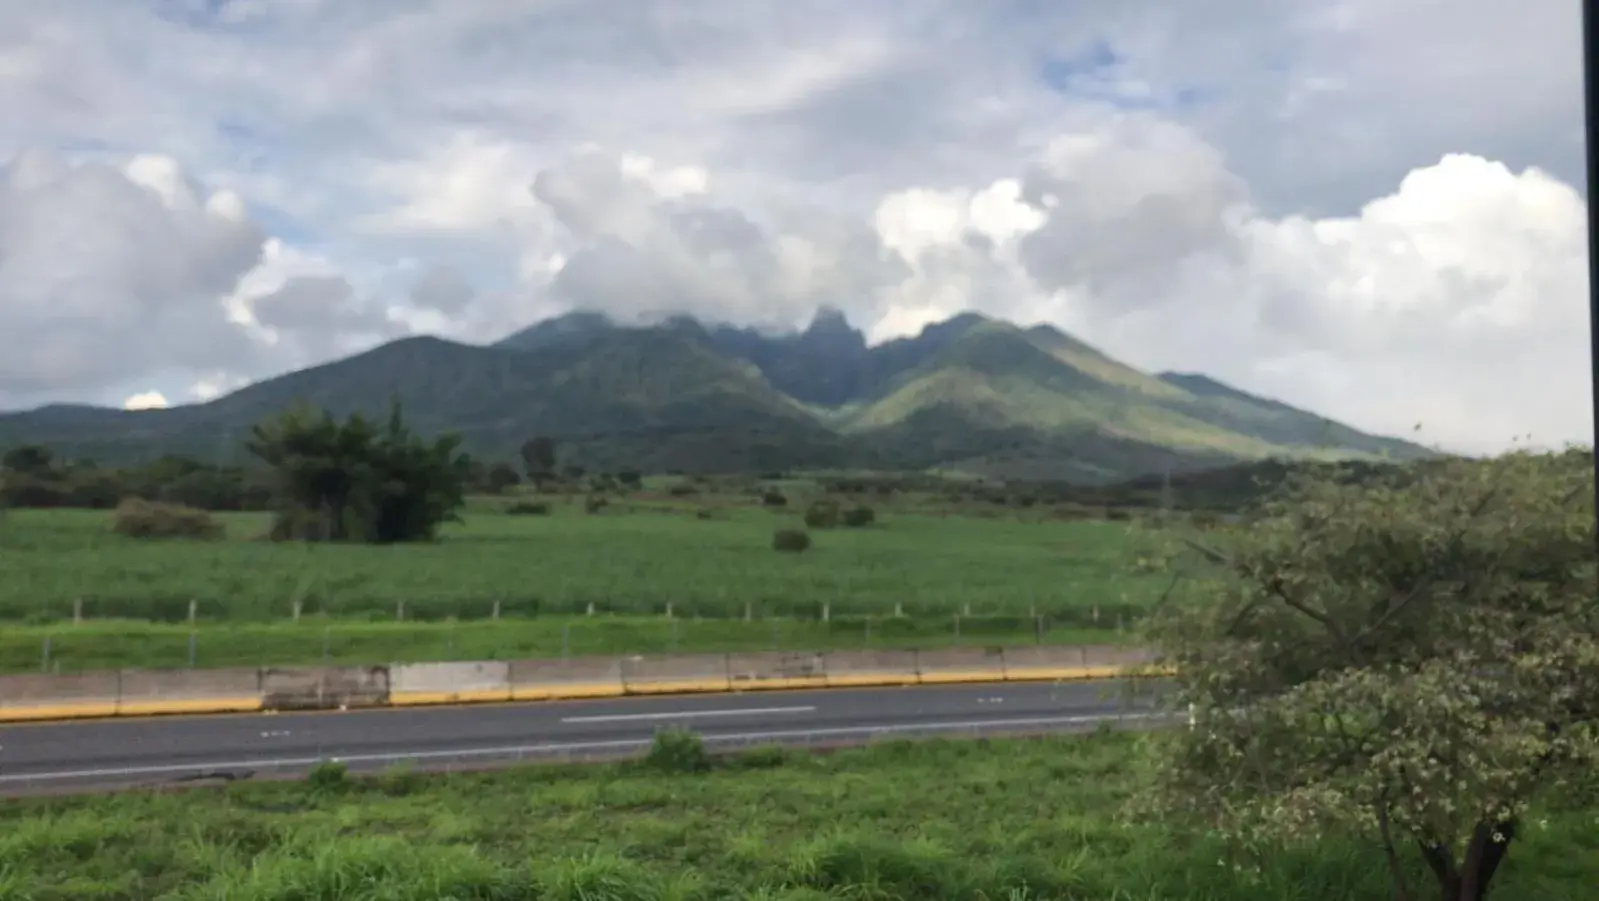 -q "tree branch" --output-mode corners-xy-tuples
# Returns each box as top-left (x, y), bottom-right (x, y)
(1376, 796), (1414, 901)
